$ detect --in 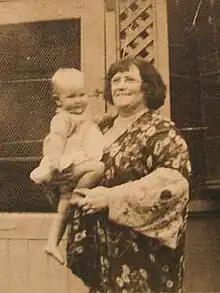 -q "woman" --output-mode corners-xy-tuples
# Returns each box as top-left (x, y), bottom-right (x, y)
(54, 57), (191, 293)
